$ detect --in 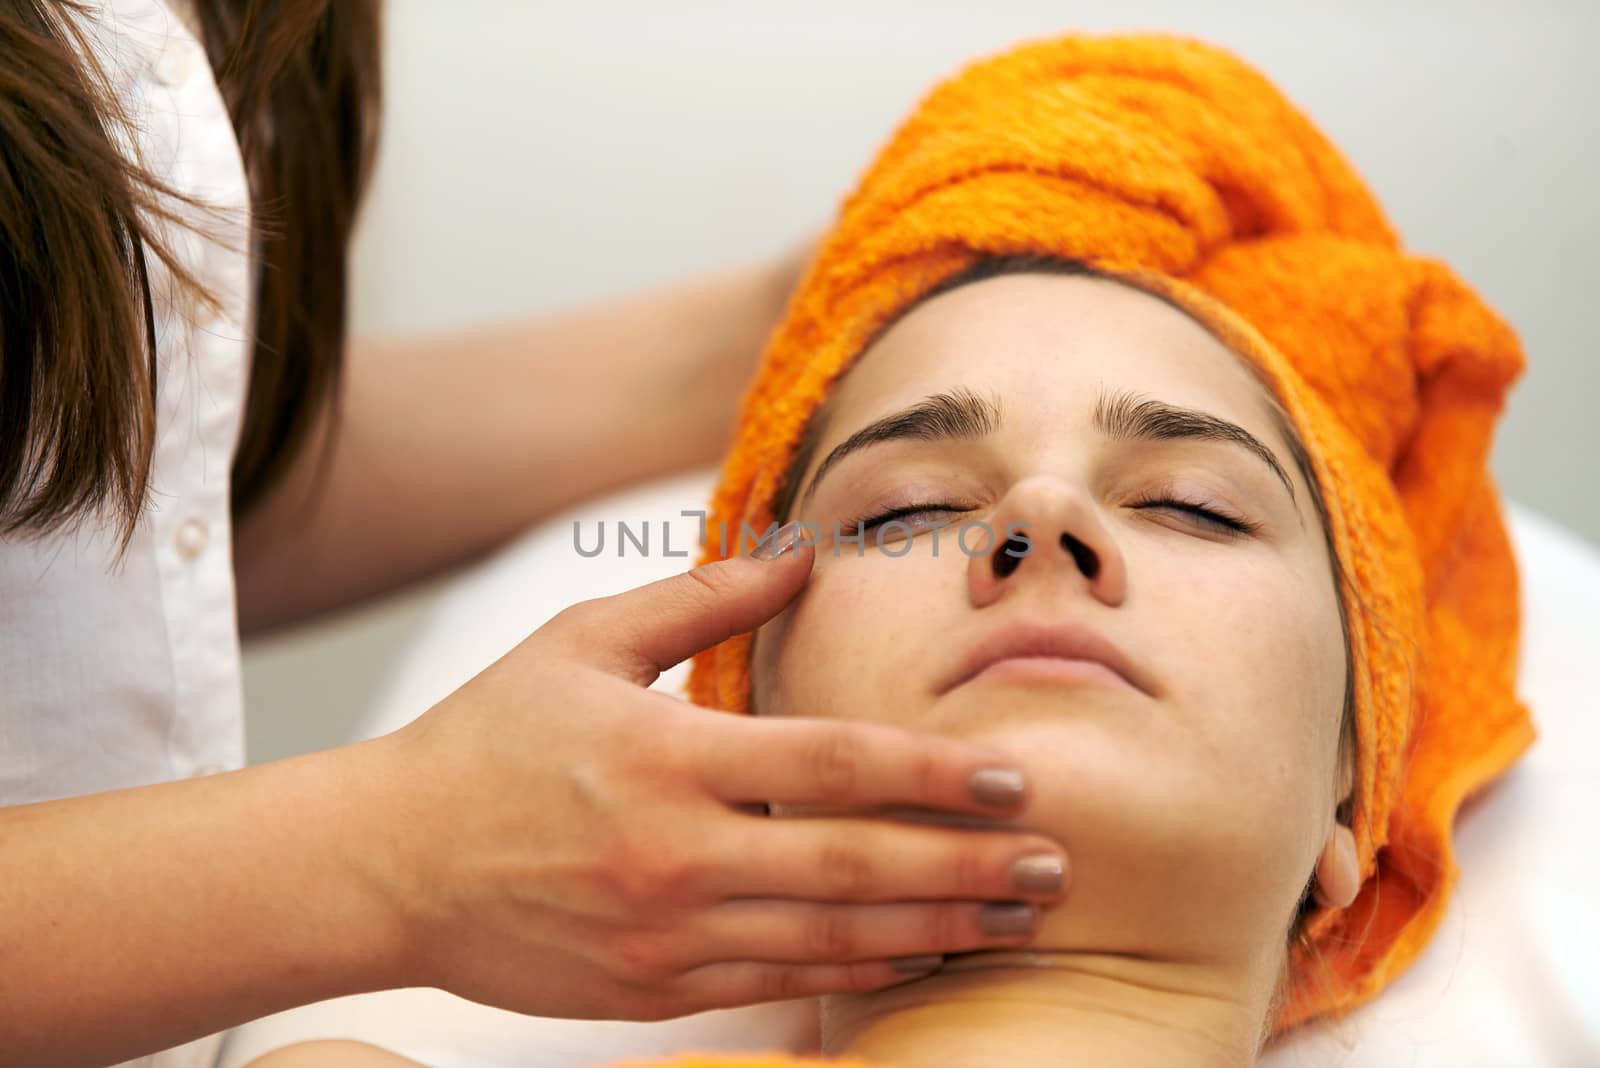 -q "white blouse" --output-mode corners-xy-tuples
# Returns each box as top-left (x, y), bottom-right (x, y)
(0, 0), (253, 1065)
